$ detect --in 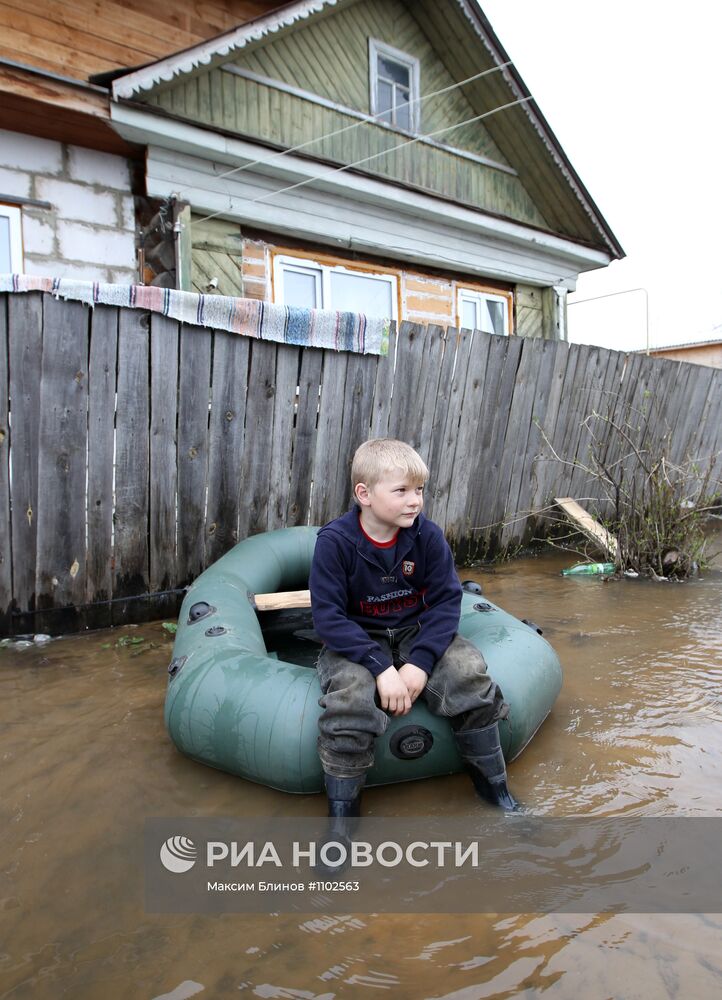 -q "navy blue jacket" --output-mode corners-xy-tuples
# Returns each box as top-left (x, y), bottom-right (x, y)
(309, 508), (462, 676)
